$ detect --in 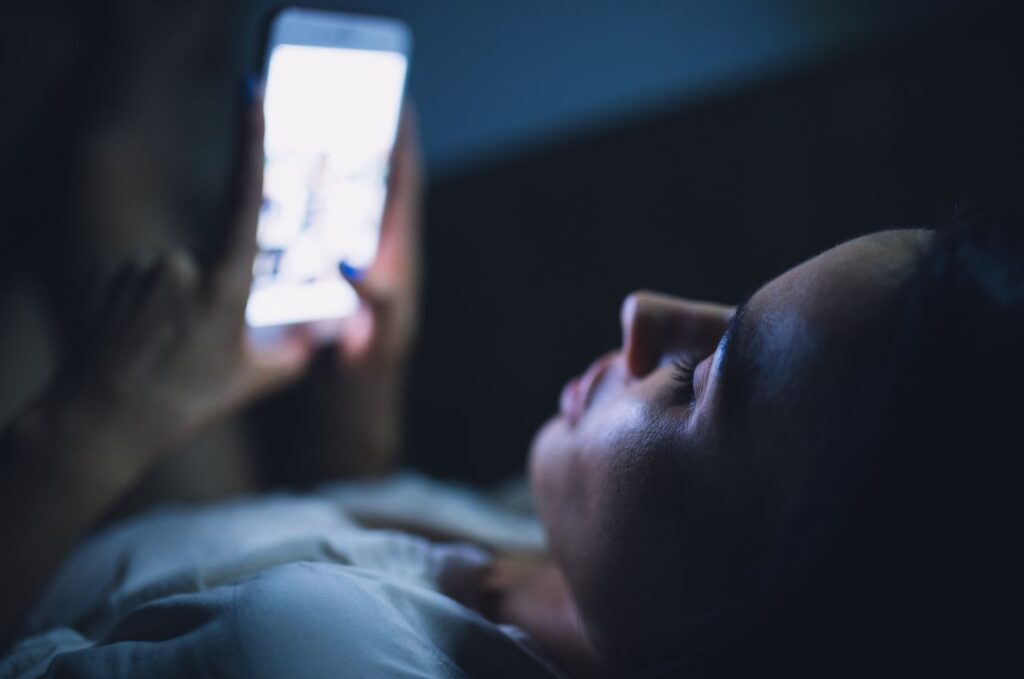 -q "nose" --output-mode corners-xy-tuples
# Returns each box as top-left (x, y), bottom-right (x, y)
(620, 291), (735, 377)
